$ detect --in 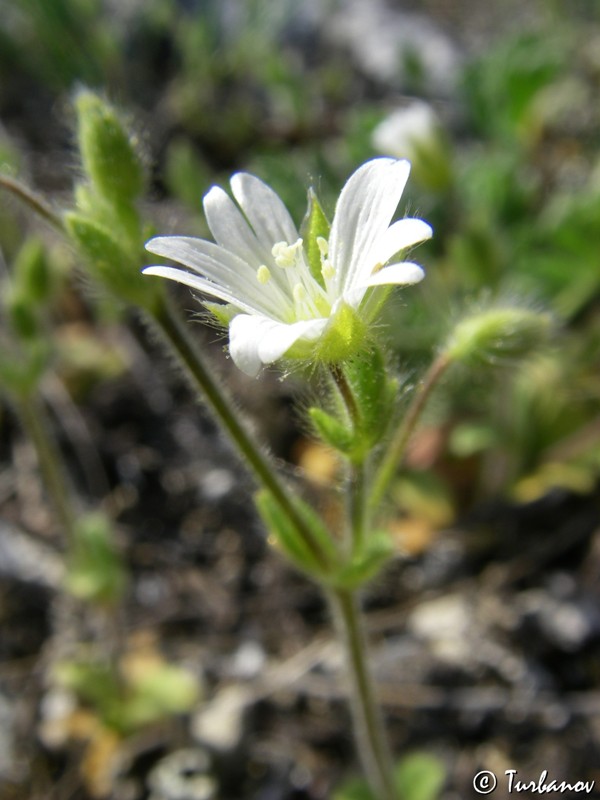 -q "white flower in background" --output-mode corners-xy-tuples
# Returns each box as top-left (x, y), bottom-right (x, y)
(372, 102), (452, 190)
(144, 158), (432, 376)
